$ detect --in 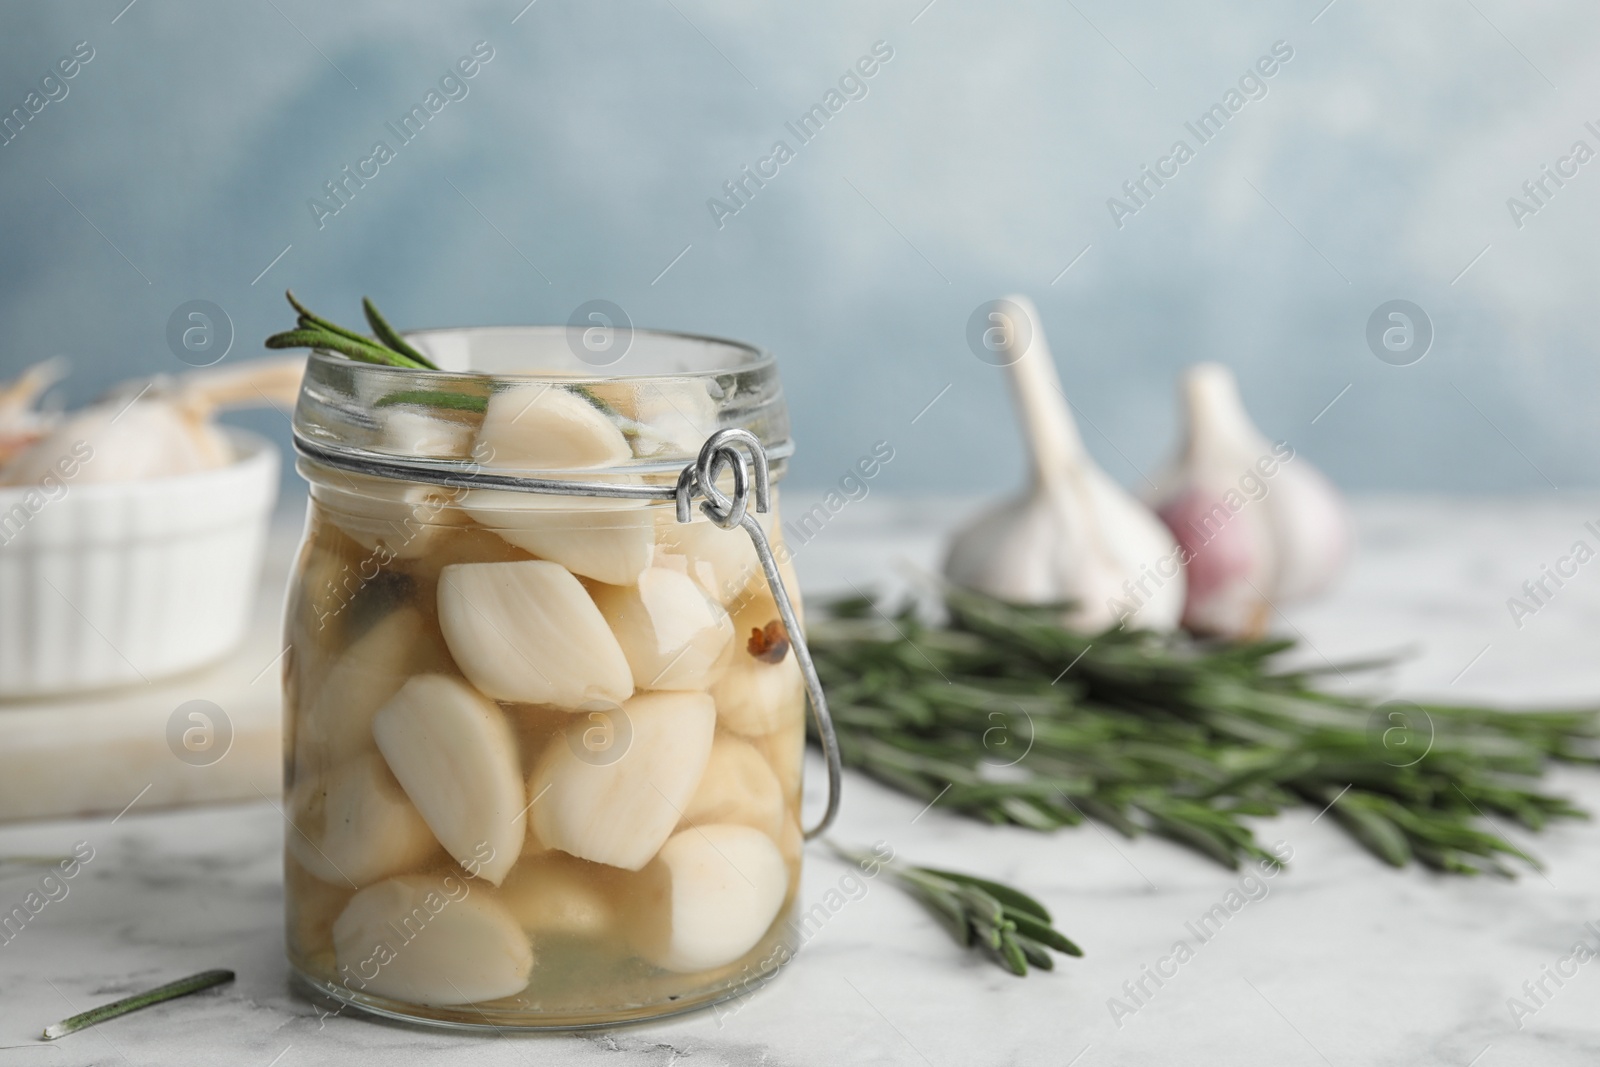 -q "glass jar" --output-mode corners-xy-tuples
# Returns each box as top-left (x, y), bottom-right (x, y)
(281, 327), (829, 1029)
